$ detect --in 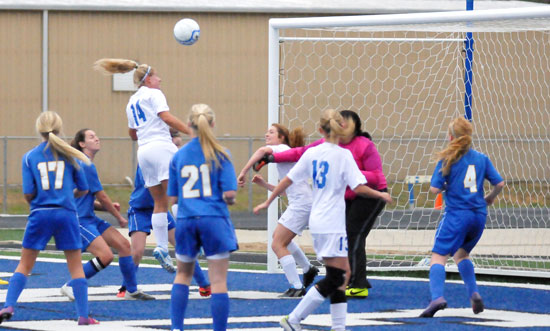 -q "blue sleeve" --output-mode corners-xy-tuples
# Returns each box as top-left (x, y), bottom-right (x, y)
(21, 154), (36, 195)
(73, 163), (89, 192)
(167, 158), (179, 197)
(430, 161), (445, 189)
(85, 163), (103, 194)
(484, 156), (503, 185)
(219, 156), (237, 192)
